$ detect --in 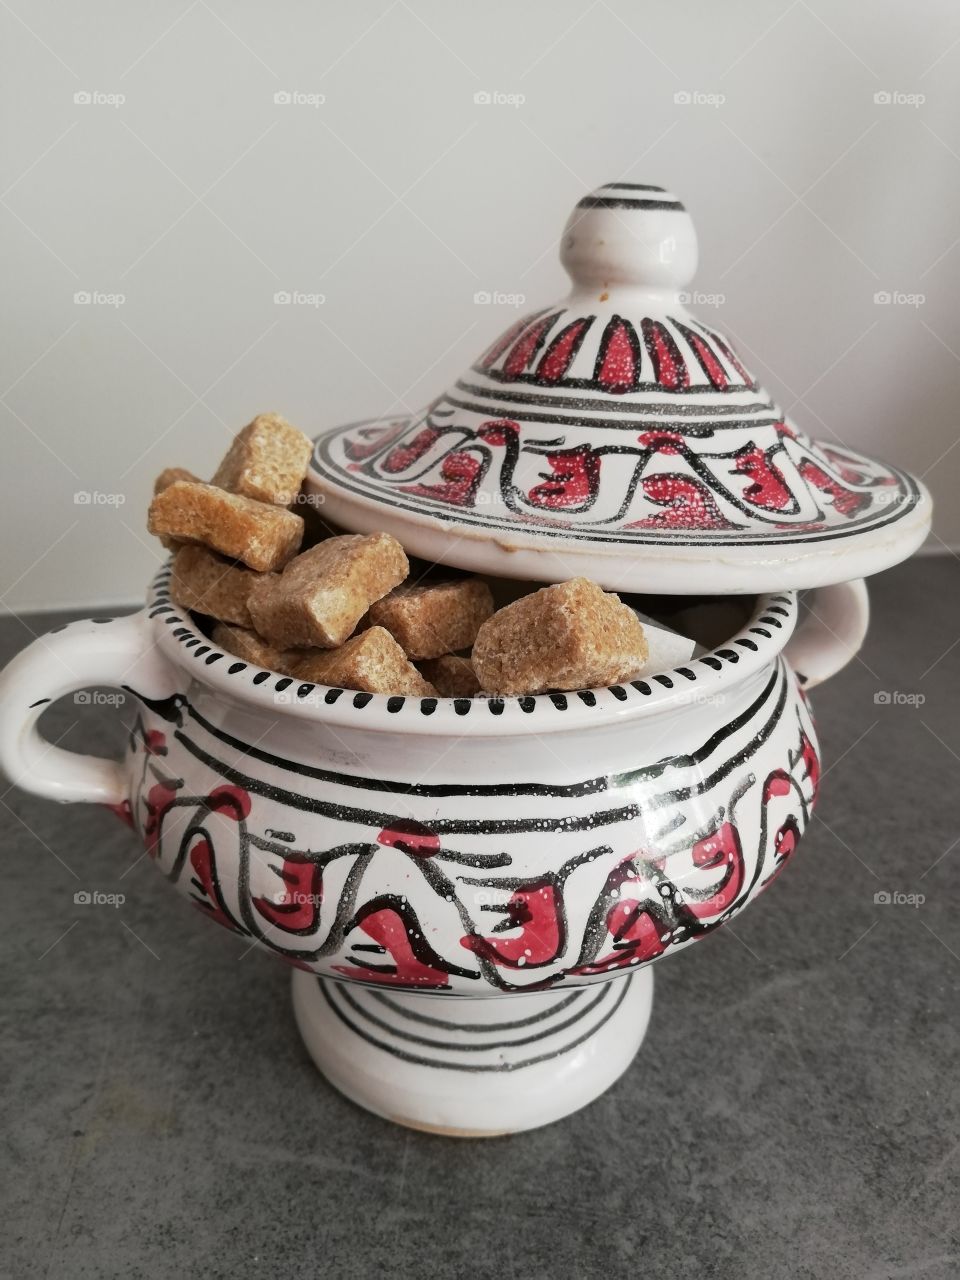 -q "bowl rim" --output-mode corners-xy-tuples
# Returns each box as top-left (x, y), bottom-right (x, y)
(146, 565), (798, 737)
